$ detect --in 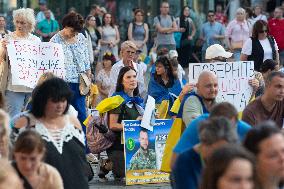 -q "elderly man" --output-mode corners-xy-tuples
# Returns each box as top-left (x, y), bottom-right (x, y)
(242, 71), (284, 128)
(172, 117), (238, 189)
(109, 40), (146, 98)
